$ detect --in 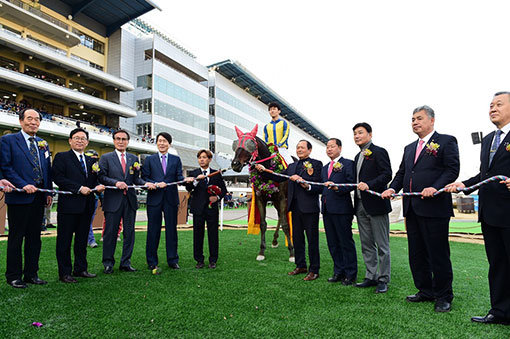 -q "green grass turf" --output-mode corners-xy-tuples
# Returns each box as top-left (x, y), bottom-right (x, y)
(219, 219), (484, 234)
(0, 230), (508, 338)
